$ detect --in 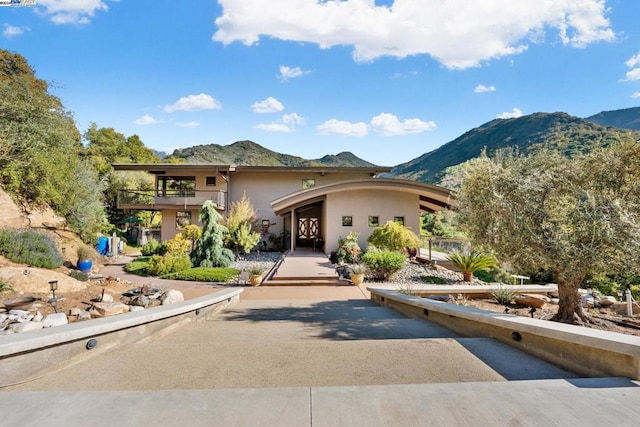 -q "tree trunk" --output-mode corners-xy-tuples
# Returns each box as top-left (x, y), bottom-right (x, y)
(554, 271), (590, 324)
(463, 271), (472, 282)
